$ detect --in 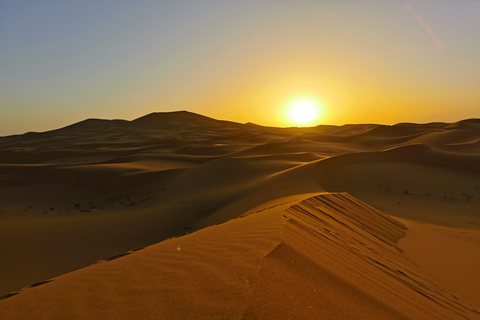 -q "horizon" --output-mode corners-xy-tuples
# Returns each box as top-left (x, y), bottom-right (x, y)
(1, 1), (479, 135)
(2, 109), (479, 137)
(1, 8), (480, 315)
